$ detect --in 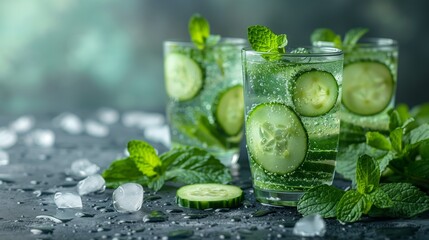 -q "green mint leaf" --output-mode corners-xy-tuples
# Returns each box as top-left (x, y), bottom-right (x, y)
(343, 28), (368, 49)
(419, 141), (429, 160)
(405, 160), (429, 180)
(356, 155), (380, 194)
(389, 105), (412, 131)
(128, 140), (162, 177)
(367, 188), (393, 209)
(147, 175), (166, 192)
(297, 185), (345, 218)
(377, 183), (429, 218)
(248, 25), (287, 54)
(102, 158), (149, 188)
(206, 34), (220, 47)
(377, 151), (395, 173)
(408, 123), (429, 147)
(189, 14), (210, 50)
(161, 146), (232, 185)
(310, 28), (342, 48)
(366, 132), (392, 151)
(411, 103), (429, 126)
(336, 143), (387, 182)
(336, 190), (368, 223)
(389, 128), (403, 153)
